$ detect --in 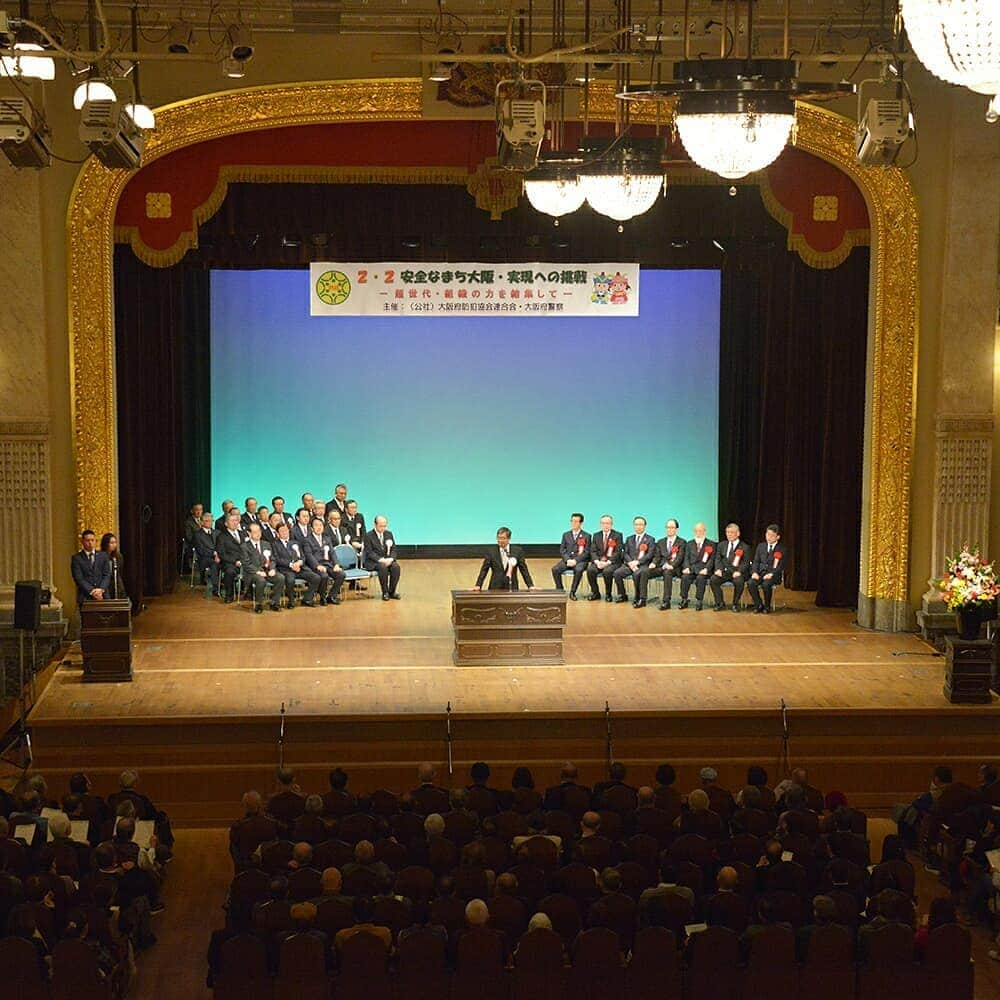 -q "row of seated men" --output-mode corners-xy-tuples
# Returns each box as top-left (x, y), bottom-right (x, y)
(0, 770), (176, 989)
(207, 762), (971, 994)
(184, 493), (401, 609)
(551, 515), (787, 611)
